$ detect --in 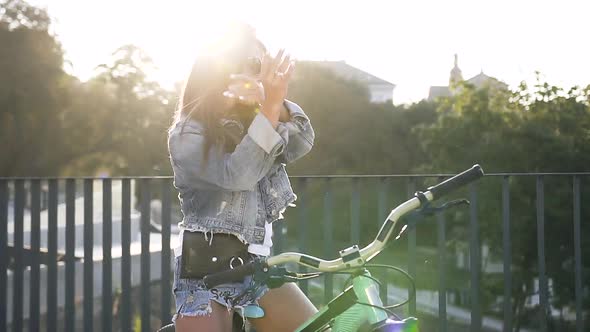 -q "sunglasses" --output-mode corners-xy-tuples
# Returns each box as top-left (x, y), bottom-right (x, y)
(241, 56), (261, 75)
